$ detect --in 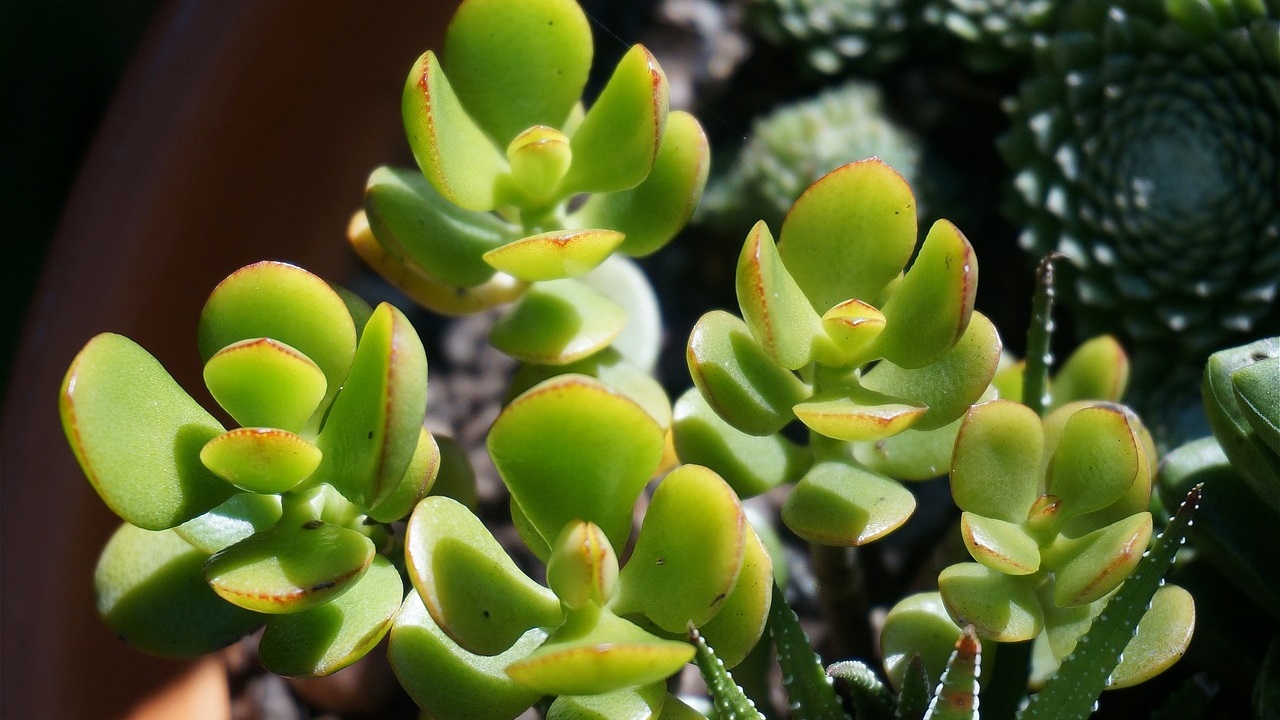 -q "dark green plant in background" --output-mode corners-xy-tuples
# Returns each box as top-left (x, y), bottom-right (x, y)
(922, 0), (1058, 70)
(745, 0), (929, 73)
